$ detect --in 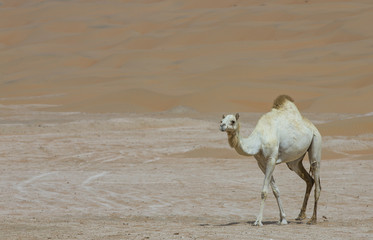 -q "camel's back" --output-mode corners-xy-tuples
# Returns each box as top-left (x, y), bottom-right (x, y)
(272, 95), (294, 110)
(254, 96), (319, 160)
(258, 96), (303, 126)
(257, 102), (307, 134)
(273, 96), (319, 134)
(256, 95), (319, 135)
